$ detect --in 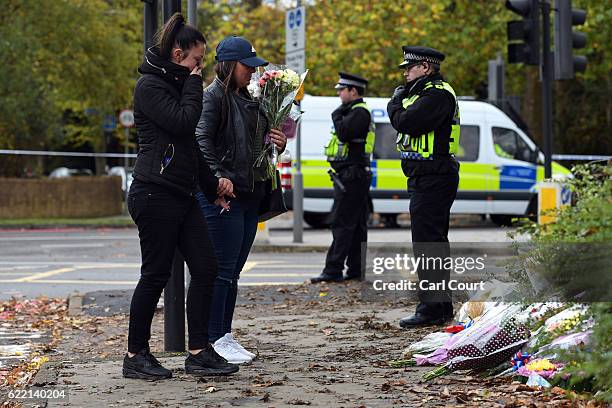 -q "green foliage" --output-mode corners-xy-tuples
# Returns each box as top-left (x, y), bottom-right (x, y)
(516, 164), (612, 242)
(559, 303), (612, 402)
(513, 163), (612, 400)
(0, 0), (141, 175)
